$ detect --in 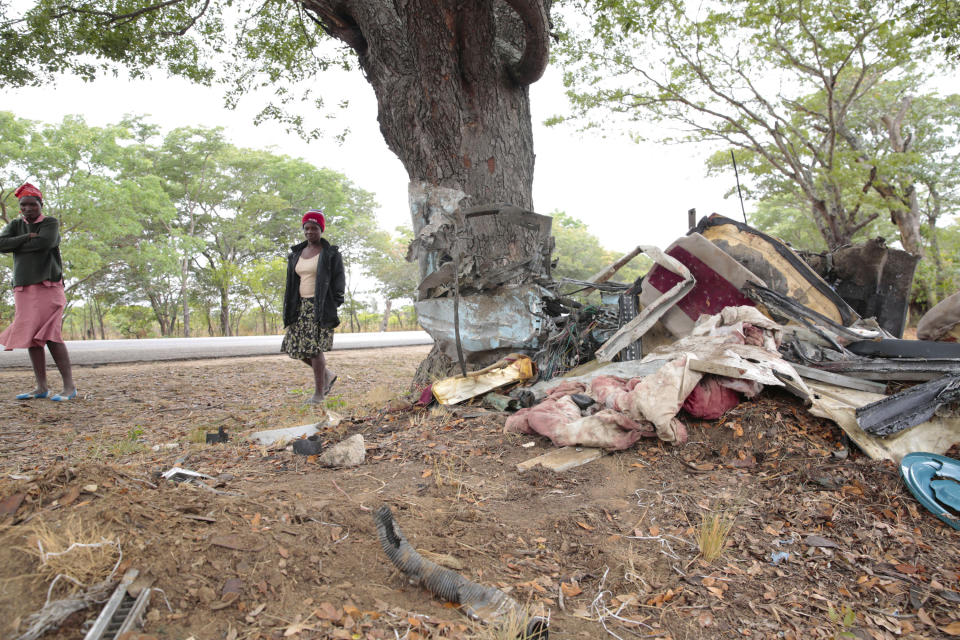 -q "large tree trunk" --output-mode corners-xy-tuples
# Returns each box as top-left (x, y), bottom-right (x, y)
(878, 99), (924, 257)
(380, 298), (392, 332)
(303, 0), (550, 383)
(181, 258), (191, 337)
(219, 288), (231, 336)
